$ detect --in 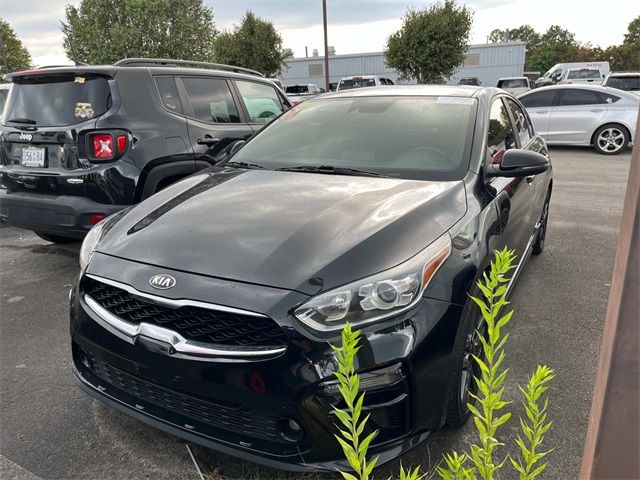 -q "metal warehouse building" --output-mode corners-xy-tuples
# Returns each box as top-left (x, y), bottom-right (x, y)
(280, 42), (526, 88)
